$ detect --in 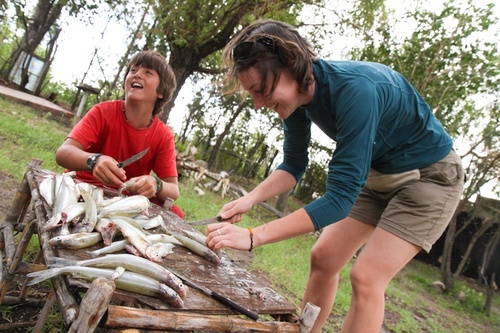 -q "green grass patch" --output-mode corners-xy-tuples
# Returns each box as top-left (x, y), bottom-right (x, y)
(0, 97), (67, 180)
